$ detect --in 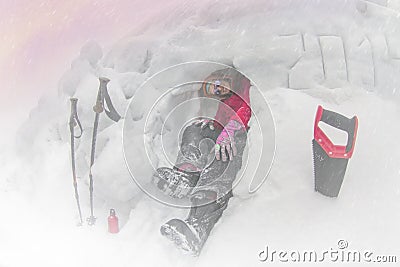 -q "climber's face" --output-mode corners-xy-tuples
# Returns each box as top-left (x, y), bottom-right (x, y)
(202, 78), (232, 99)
